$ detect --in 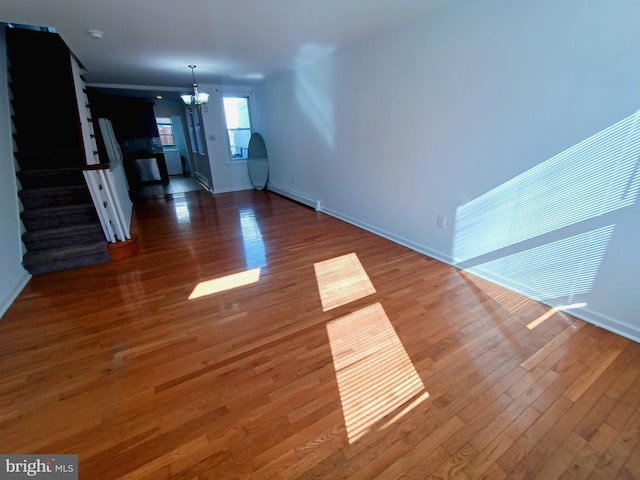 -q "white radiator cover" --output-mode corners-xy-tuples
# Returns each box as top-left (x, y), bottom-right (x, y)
(268, 183), (321, 211)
